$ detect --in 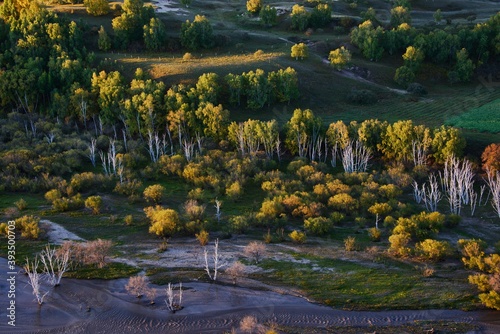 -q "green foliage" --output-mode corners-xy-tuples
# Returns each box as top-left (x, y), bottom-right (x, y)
(84, 0), (110, 16)
(85, 195), (103, 215)
(446, 99), (500, 133)
(310, 4), (331, 28)
(14, 198), (27, 211)
(143, 184), (165, 204)
(394, 65), (415, 87)
(180, 15), (214, 51)
(226, 181), (243, 201)
(328, 46), (351, 70)
(145, 206), (179, 237)
(304, 216), (333, 236)
(246, 0), (262, 14)
(415, 239), (451, 261)
(347, 89), (377, 105)
(143, 17), (166, 51)
(285, 108), (322, 157)
(289, 230), (307, 244)
(291, 43), (308, 60)
(450, 48), (475, 83)
(98, 26), (112, 51)
(230, 215), (250, 234)
(259, 5), (277, 27)
(393, 211), (445, 241)
(390, 6), (411, 27)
